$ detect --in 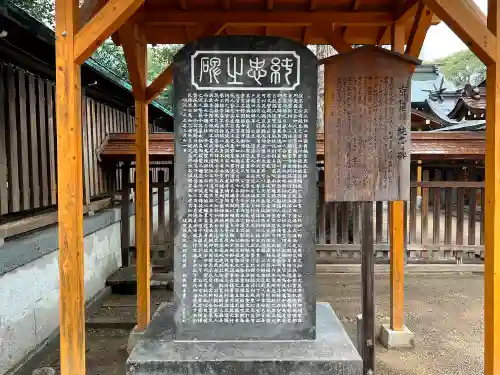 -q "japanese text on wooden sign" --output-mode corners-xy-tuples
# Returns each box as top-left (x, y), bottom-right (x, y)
(324, 47), (414, 202)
